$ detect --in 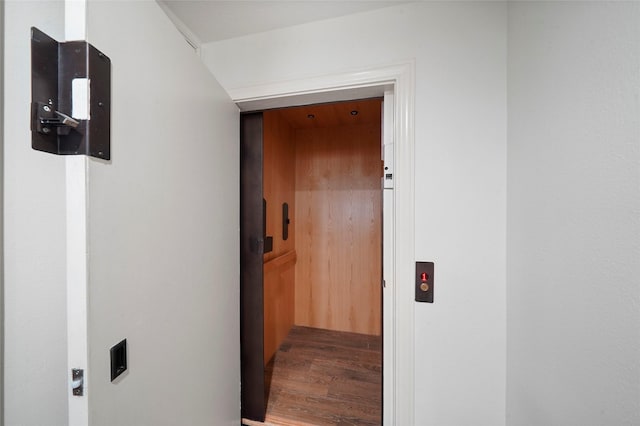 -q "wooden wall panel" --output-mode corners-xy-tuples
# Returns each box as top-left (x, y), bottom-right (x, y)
(294, 122), (382, 335)
(262, 111), (296, 363)
(263, 251), (296, 365)
(263, 110), (295, 262)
